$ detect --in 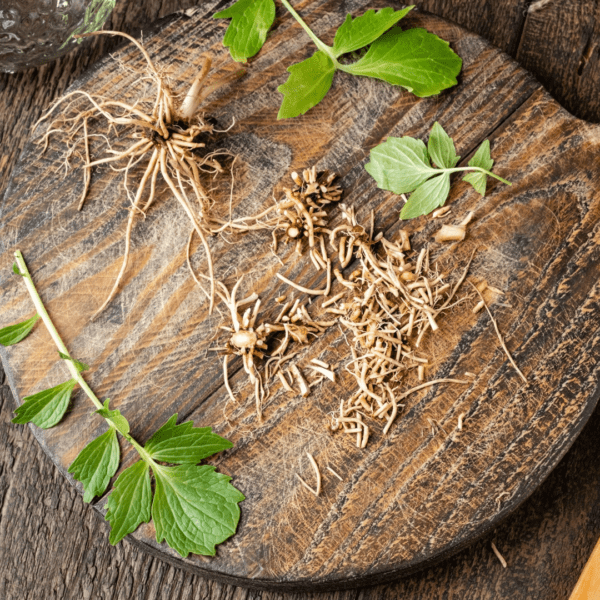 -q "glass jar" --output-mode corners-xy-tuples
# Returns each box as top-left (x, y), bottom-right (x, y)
(0, 0), (116, 72)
